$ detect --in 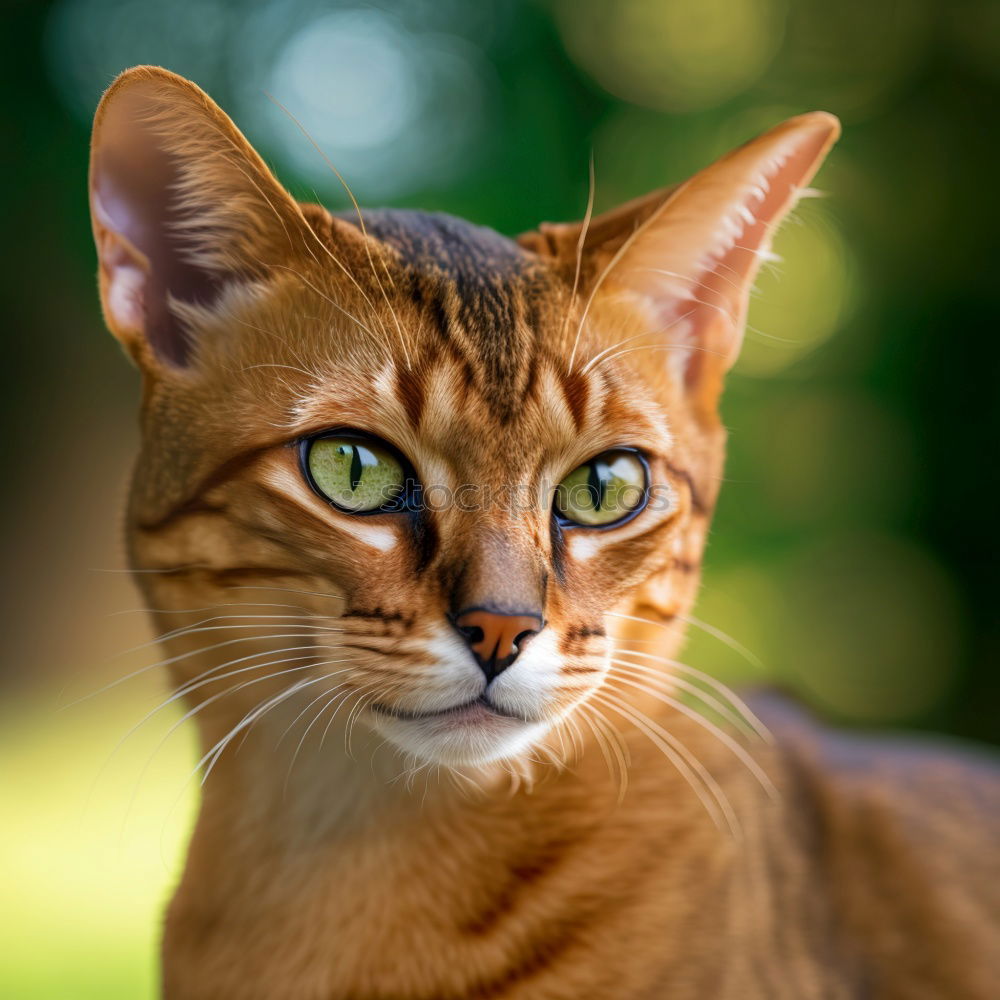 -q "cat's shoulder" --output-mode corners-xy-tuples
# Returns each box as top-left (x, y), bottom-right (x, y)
(757, 691), (999, 902)
(751, 693), (999, 993)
